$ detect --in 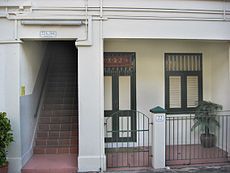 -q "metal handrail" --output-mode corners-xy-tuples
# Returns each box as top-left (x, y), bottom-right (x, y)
(34, 56), (51, 118)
